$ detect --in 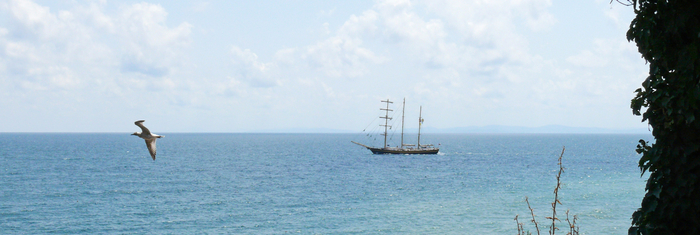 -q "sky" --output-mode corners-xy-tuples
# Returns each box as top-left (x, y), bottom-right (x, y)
(0, 0), (649, 133)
